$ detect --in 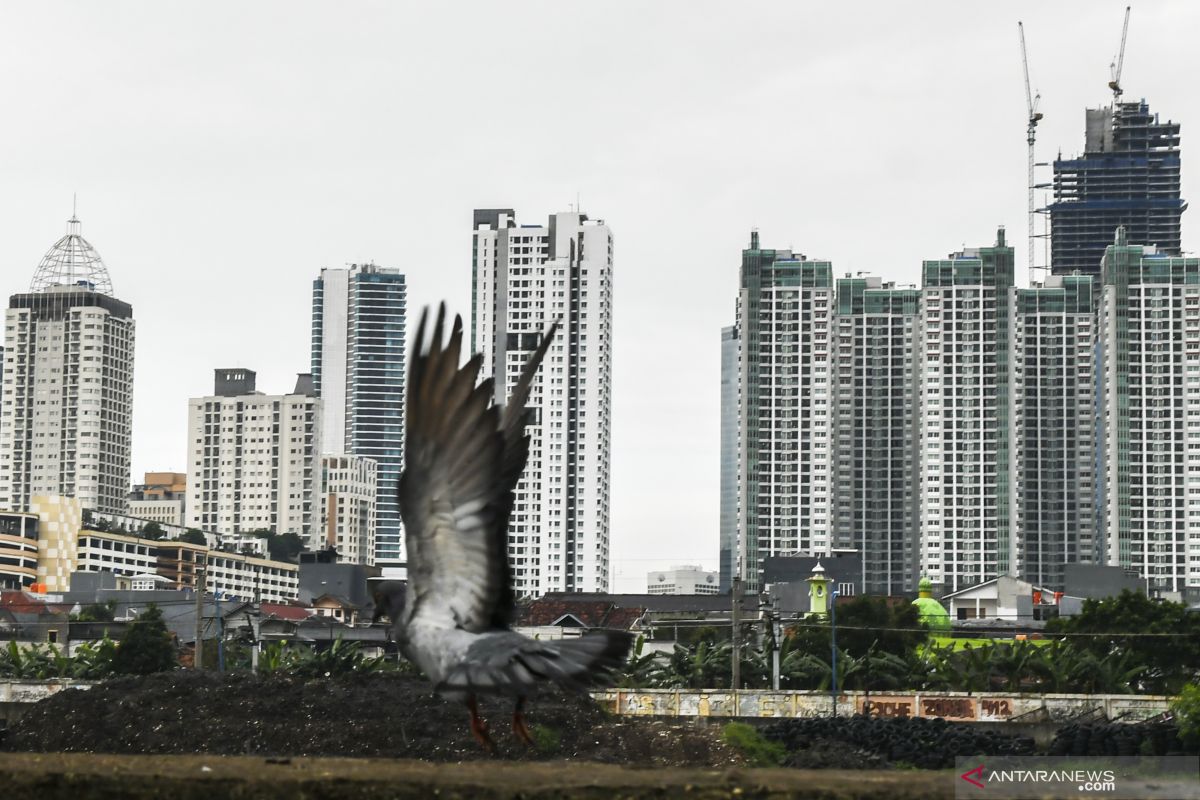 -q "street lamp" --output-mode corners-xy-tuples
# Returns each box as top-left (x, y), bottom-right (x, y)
(830, 587), (839, 717)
